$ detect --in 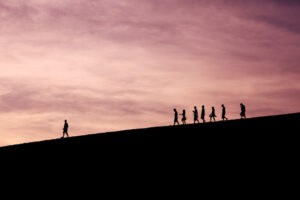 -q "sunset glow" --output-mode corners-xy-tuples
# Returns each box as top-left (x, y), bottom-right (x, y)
(1, 0), (300, 146)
